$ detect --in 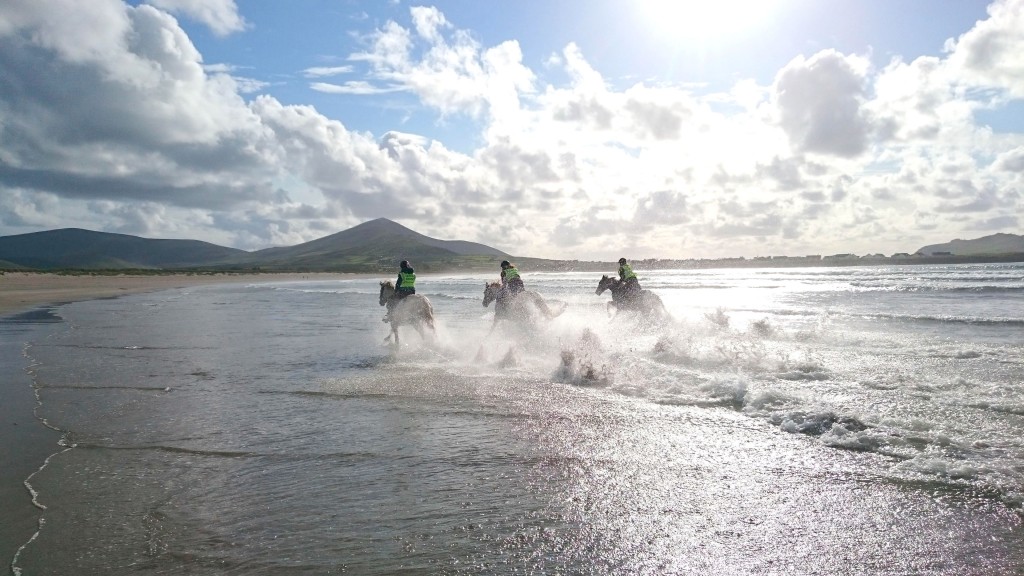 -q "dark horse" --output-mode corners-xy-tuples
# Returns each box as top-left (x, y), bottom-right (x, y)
(595, 275), (668, 320)
(482, 282), (565, 334)
(379, 281), (436, 346)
